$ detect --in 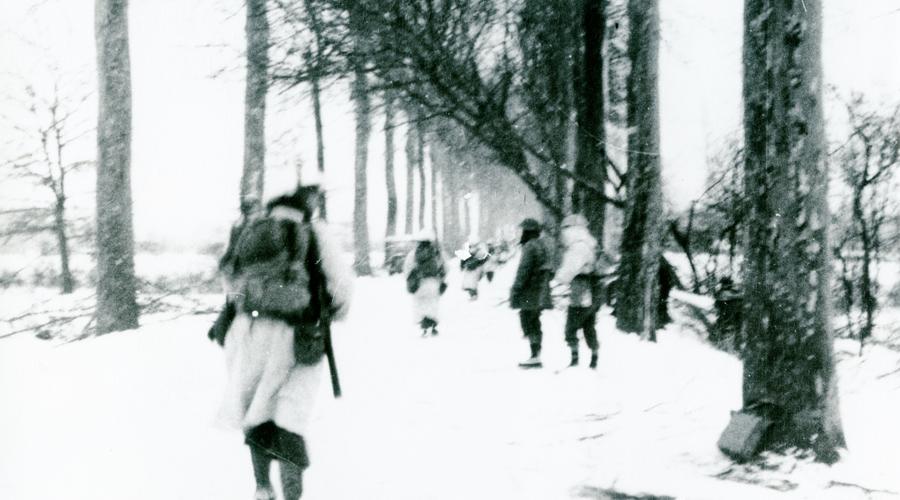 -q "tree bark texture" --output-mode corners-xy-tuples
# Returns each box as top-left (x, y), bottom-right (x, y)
(351, 68), (372, 275)
(852, 187), (875, 345)
(311, 73), (326, 217)
(53, 196), (74, 294)
(741, 0), (844, 461)
(302, 0), (326, 216)
(430, 137), (440, 236)
(436, 142), (462, 252)
(384, 93), (398, 243)
(240, 0), (268, 215)
(616, 0), (663, 339)
(95, 0), (139, 333)
(573, 0), (607, 244)
(416, 121), (426, 232)
(404, 111), (418, 234)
